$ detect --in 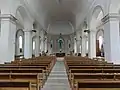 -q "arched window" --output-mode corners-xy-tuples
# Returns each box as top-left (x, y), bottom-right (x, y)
(19, 36), (23, 49)
(33, 41), (35, 50)
(98, 36), (103, 49)
(86, 41), (88, 51)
